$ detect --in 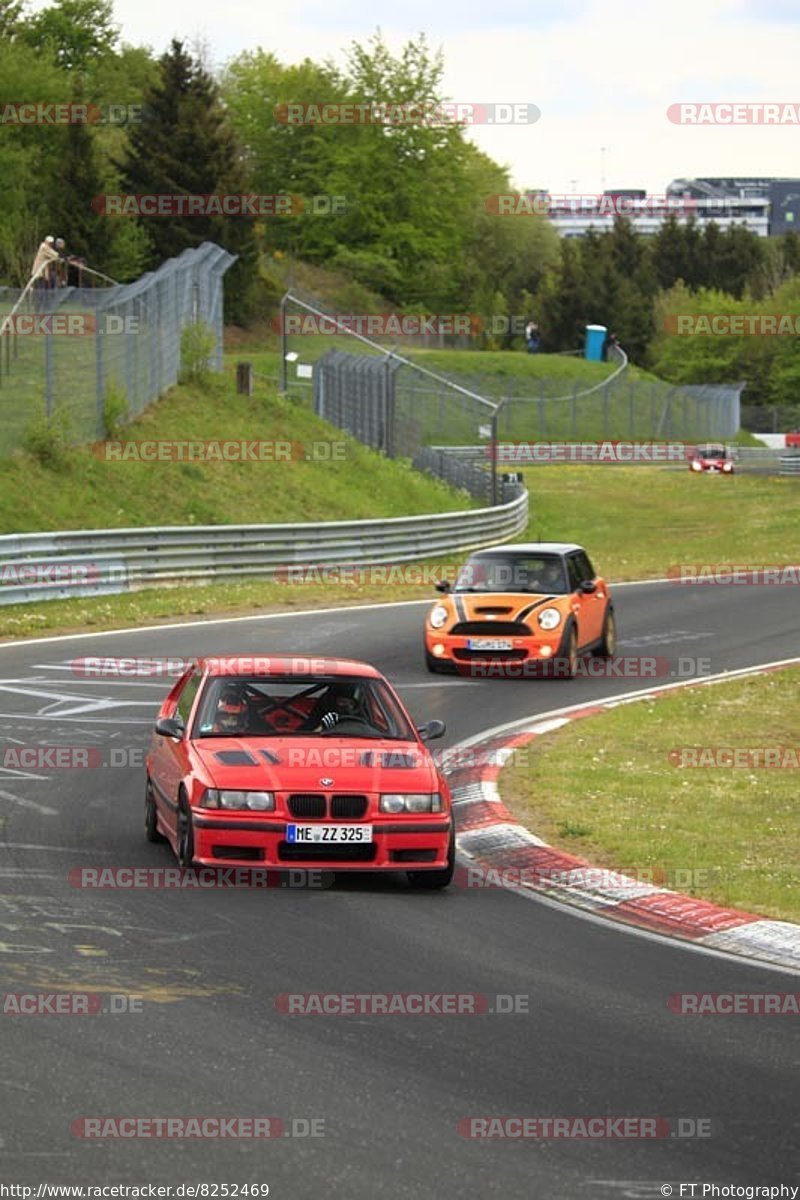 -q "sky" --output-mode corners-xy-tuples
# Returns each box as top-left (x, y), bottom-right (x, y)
(38, 0), (800, 194)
